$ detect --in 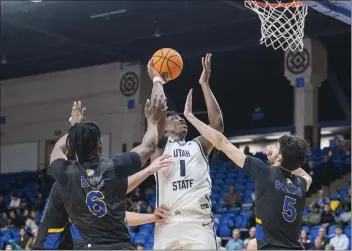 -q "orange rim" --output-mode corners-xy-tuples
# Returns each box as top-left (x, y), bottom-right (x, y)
(247, 1), (304, 8)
